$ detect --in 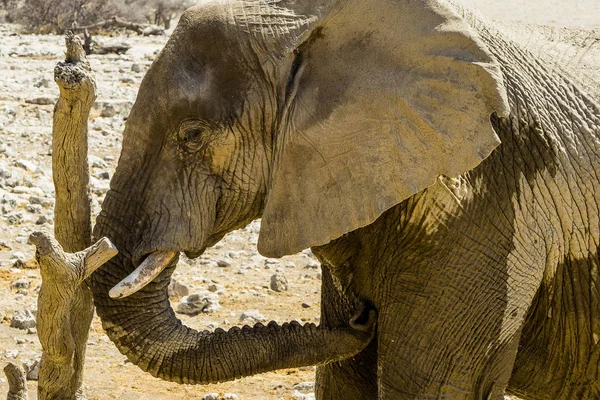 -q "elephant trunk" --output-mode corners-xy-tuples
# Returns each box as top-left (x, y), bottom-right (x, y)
(90, 196), (373, 384)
